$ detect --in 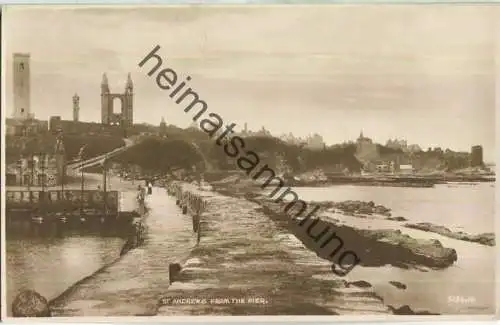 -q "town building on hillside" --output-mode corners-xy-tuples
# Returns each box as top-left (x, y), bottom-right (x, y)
(375, 161), (395, 174)
(6, 118), (48, 136)
(406, 144), (422, 153)
(188, 120), (199, 130)
(239, 123), (250, 137)
(48, 115), (130, 137)
(356, 131), (379, 162)
(5, 148), (65, 187)
(386, 138), (423, 153)
(304, 133), (325, 150)
(254, 126), (272, 137)
(6, 155), (50, 186)
(238, 125), (273, 138)
(279, 132), (303, 146)
(159, 116), (168, 136)
(386, 138), (408, 151)
(471, 145), (484, 167)
(398, 164), (414, 174)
